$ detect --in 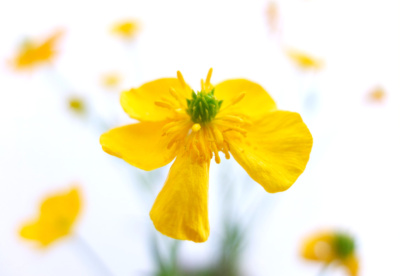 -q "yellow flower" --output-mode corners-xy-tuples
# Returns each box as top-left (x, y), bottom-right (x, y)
(100, 69), (313, 242)
(68, 97), (86, 115)
(20, 186), (81, 247)
(266, 1), (279, 32)
(285, 48), (323, 70)
(102, 73), (121, 89)
(11, 29), (64, 71)
(367, 86), (385, 103)
(111, 20), (140, 40)
(301, 230), (359, 276)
